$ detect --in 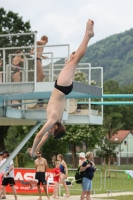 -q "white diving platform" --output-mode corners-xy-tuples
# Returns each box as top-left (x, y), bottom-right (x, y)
(0, 81), (103, 125)
(0, 38), (103, 126)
